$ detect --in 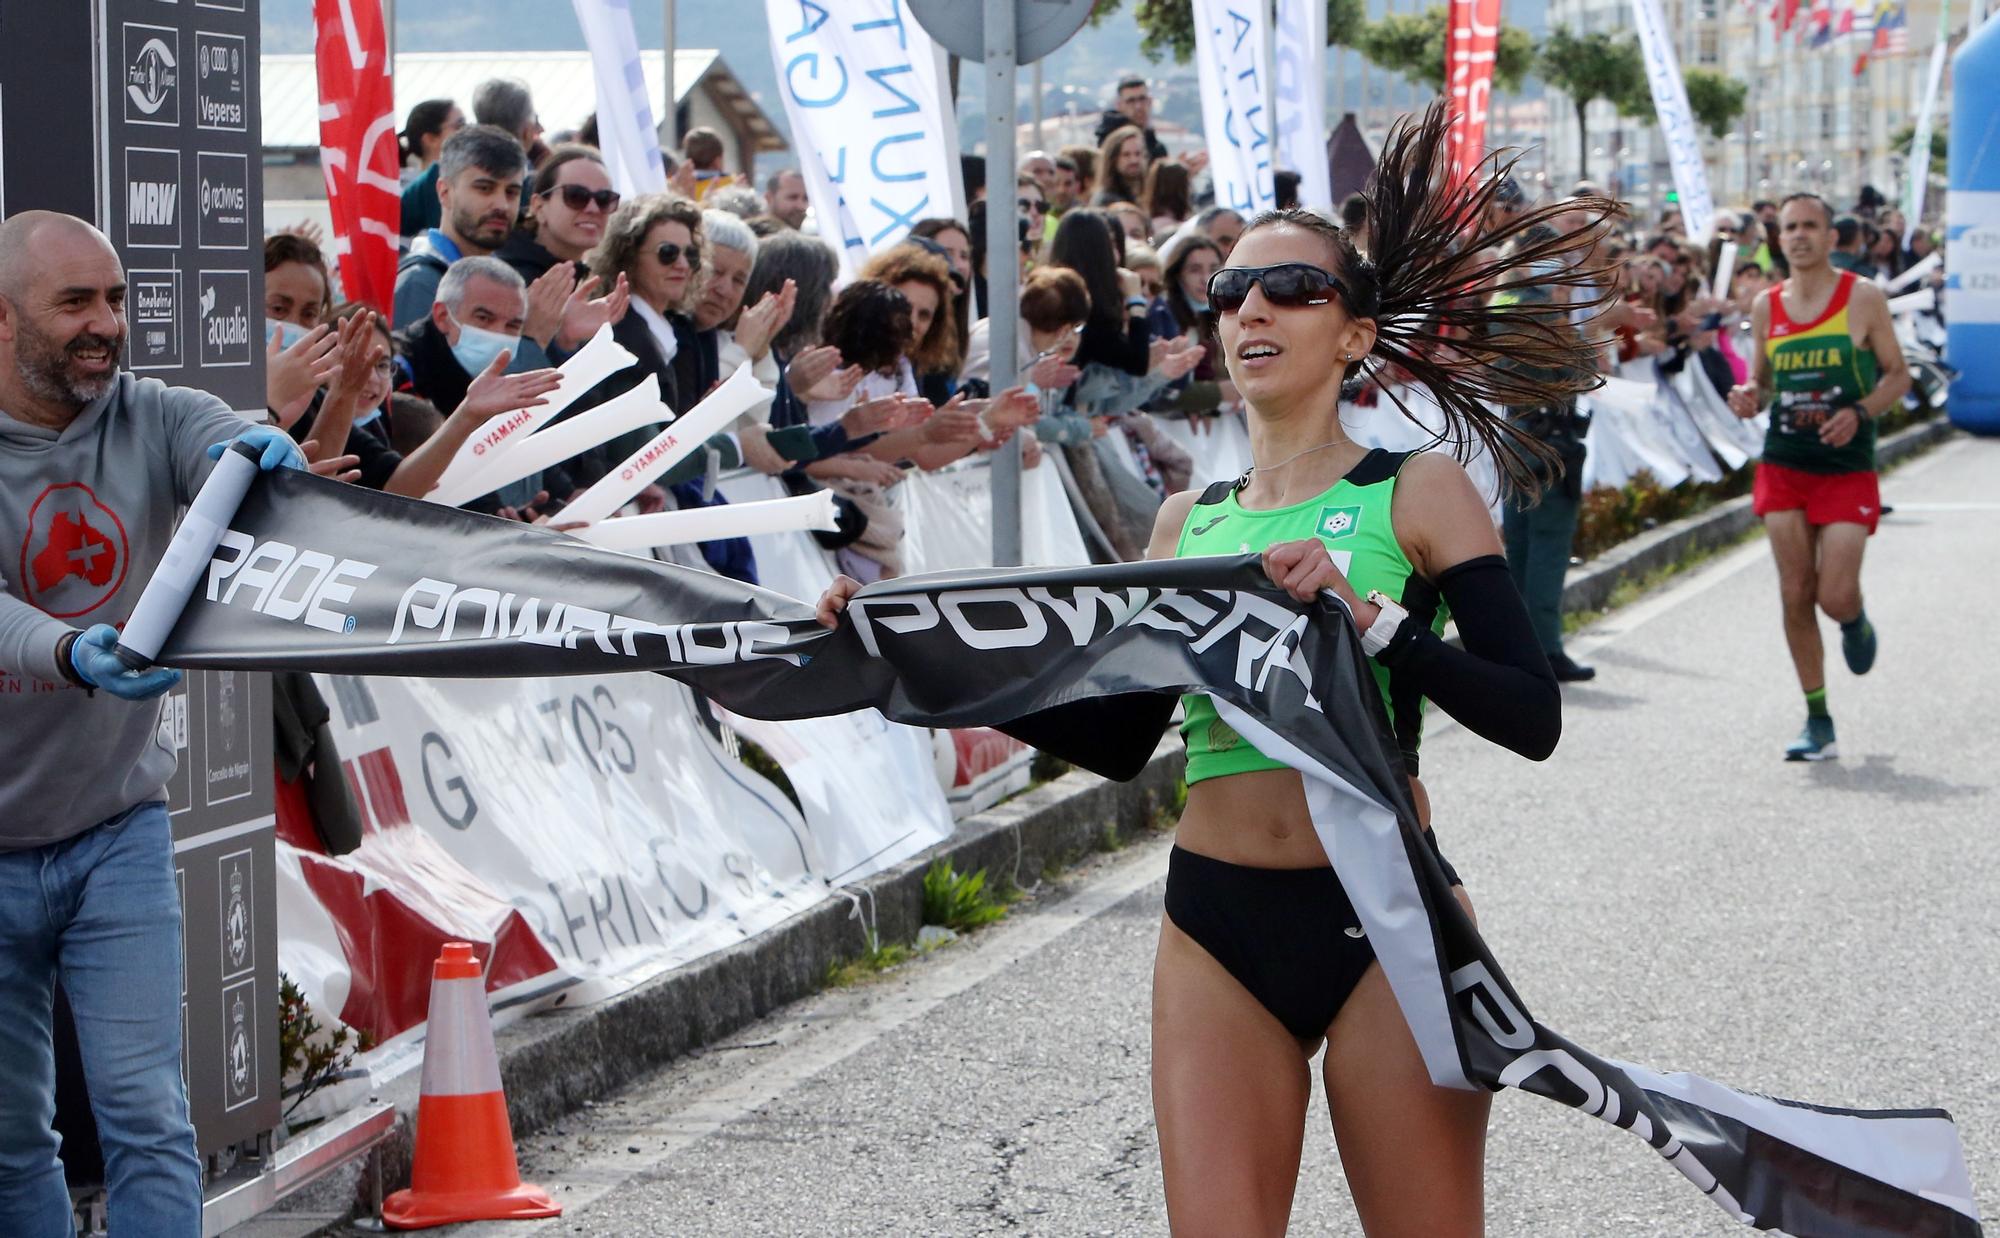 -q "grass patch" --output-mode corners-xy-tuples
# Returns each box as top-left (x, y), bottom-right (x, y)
(735, 735), (802, 813)
(824, 931), (912, 988)
(921, 860), (1008, 931)
(1029, 750), (1073, 787)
